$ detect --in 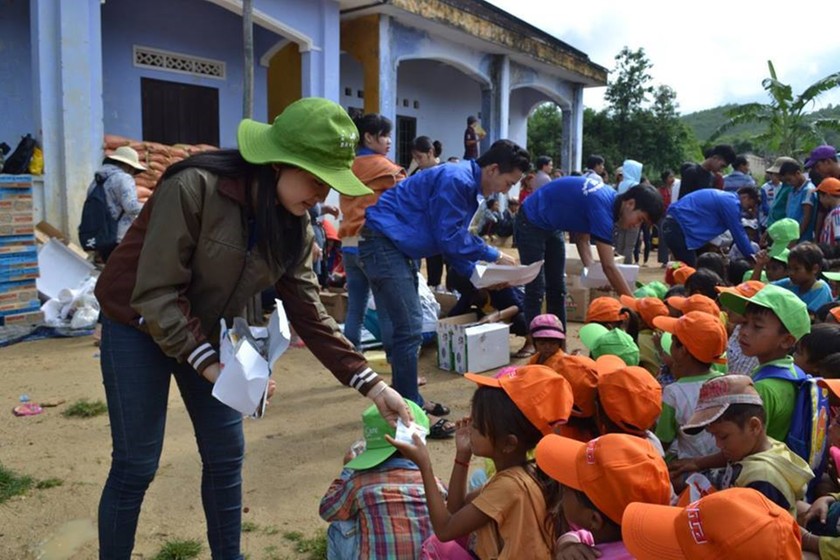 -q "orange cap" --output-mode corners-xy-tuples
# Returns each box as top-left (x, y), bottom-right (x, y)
(586, 297), (626, 323)
(829, 306), (840, 323)
(622, 487), (801, 560)
(536, 433), (671, 525)
(818, 177), (840, 196)
(665, 294), (721, 317)
(619, 295), (669, 327)
(716, 280), (765, 299)
(653, 311), (728, 364)
(556, 355), (600, 418)
(673, 266), (696, 286)
(597, 365), (662, 434)
(465, 365), (574, 435)
(818, 378), (840, 401)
